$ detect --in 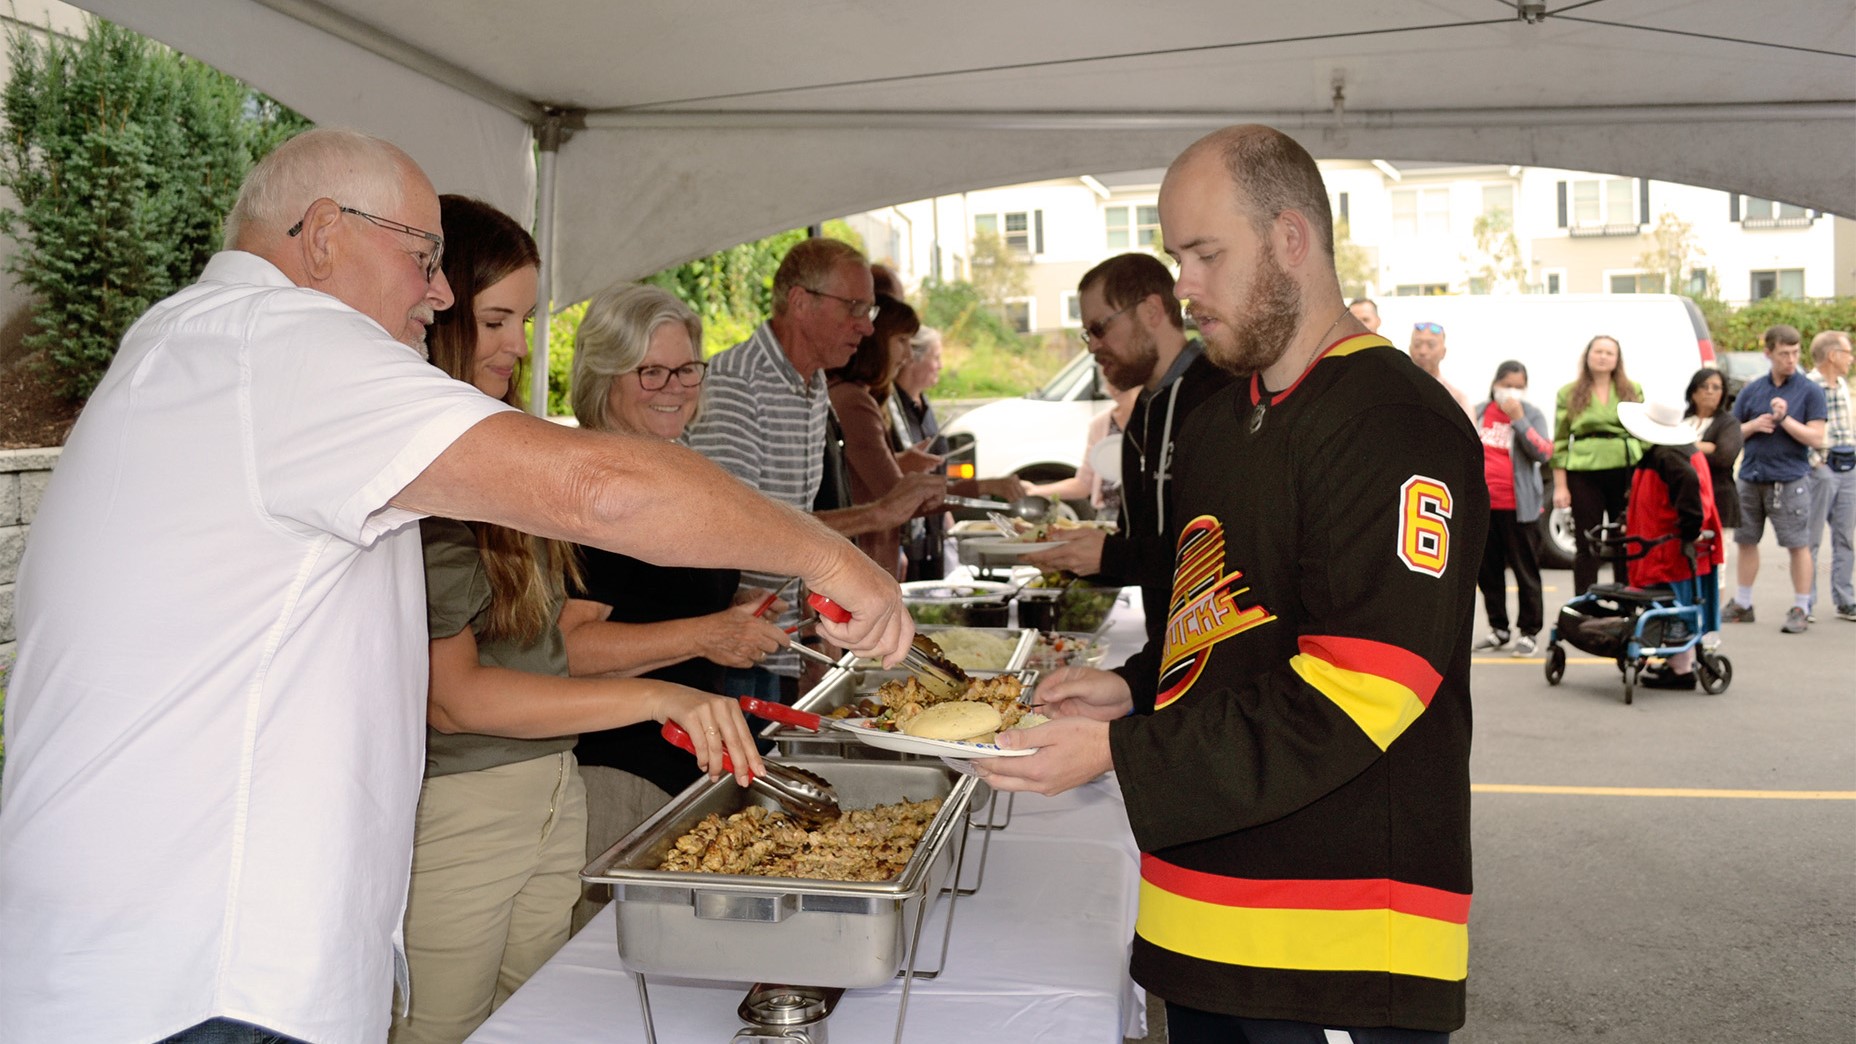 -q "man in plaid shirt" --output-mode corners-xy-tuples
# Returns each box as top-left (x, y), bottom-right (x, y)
(1806, 330), (1855, 621)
